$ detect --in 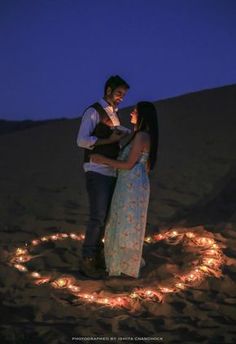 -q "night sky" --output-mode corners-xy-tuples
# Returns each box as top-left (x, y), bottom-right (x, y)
(1, 0), (236, 121)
